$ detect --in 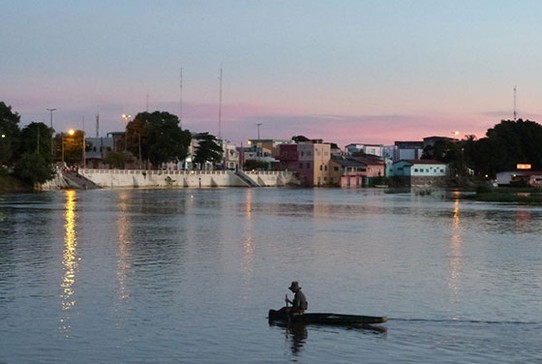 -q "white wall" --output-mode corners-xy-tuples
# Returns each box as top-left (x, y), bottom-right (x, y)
(40, 169), (298, 189)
